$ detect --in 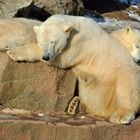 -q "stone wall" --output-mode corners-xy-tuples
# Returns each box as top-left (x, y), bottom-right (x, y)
(0, 52), (76, 113)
